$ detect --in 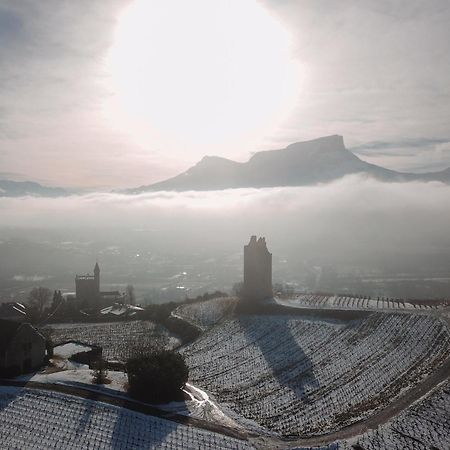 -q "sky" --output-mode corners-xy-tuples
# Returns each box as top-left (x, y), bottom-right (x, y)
(0, 0), (450, 189)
